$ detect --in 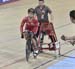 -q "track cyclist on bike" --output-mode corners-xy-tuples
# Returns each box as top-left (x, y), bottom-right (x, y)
(20, 8), (39, 56)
